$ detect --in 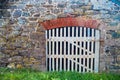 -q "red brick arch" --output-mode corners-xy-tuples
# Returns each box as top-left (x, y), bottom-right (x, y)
(40, 17), (100, 30)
